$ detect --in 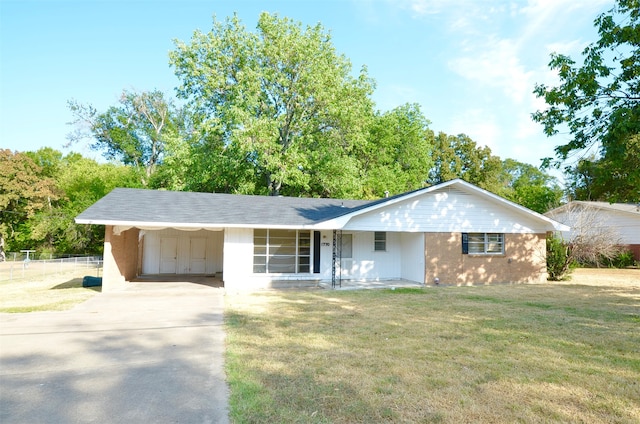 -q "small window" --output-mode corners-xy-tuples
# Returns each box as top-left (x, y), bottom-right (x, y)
(463, 233), (504, 255)
(374, 232), (386, 251)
